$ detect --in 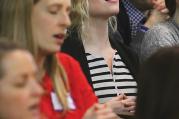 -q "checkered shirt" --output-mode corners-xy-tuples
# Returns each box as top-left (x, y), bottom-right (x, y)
(122, 0), (145, 40)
